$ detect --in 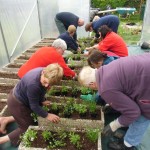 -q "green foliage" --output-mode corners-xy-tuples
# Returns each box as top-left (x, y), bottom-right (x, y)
(86, 128), (100, 142)
(63, 100), (74, 116)
(69, 132), (82, 149)
(47, 87), (58, 95)
(74, 104), (87, 115)
(21, 129), (37, 147)
(51, 102), (58, 111)
(91, 0), (126, 10)
(88, 101), (97, 113)
(61, 85), (68, 93)
(31, 112), (38, 122)
(80, 86), (93, 95)
(31, 106), (49, 122)
(91, 0), (146, 11)
(42, 130), (52, 141)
